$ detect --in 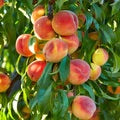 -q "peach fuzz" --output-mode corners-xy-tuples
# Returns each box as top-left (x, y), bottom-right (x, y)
(43, 38), (68, 63)
(62, 34), (80, 54)
(72, 95), (96, 120)
(15, 34), (33, 57)
(89, 63), (101, 81)
(34, 16), (55, 40)
(27, 60), (46, 82)
(0, 0), (4, 7)
(88, 32), (99, 41)
(31, 5), (45, 24)
(68, 59), (90, 85)
(92, 48), (109, 66)
(0, 72), (11, 92)
(52, 10), (78, 36)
